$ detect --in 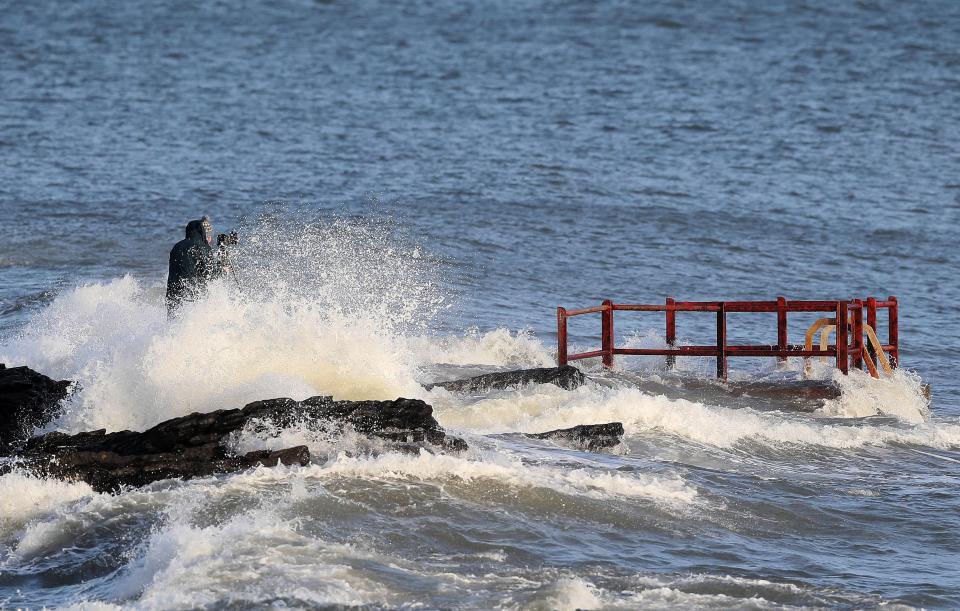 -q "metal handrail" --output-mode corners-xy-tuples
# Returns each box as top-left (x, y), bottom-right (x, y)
(556, 296), (899, 381)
